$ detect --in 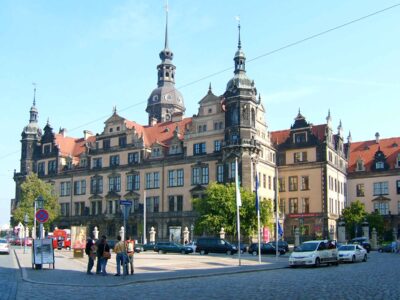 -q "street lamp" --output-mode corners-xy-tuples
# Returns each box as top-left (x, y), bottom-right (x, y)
(23, 213), (29, 254)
